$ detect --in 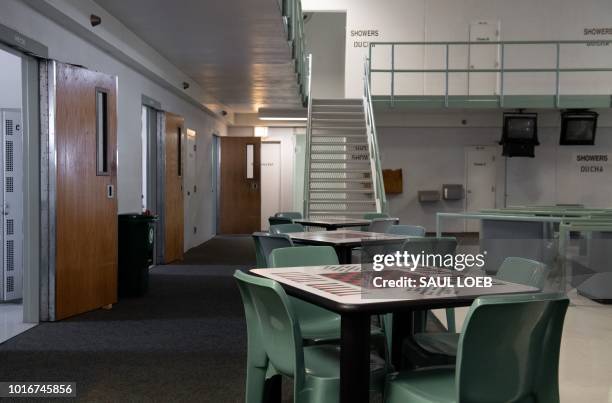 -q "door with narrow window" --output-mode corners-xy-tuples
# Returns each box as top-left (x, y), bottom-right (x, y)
(164, 113), (184, 262)
(43, 61), (118, 320)
(465, 146), (498, 232)
(219, 137), (261, 234)
(260, 142), (281, 231)
(468, 20), (500, 95)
